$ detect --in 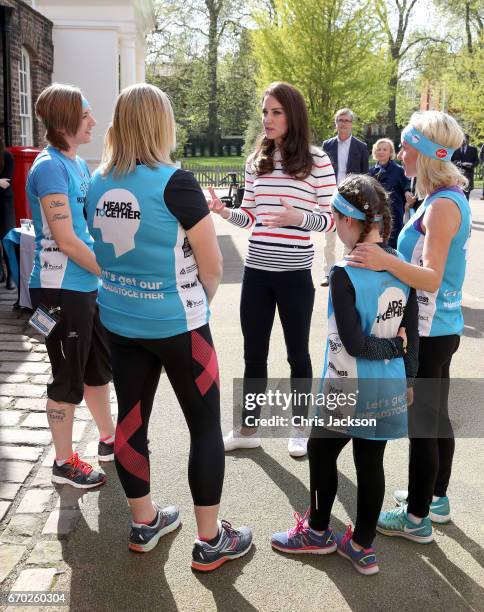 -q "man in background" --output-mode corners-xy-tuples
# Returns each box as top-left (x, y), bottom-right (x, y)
(321, 108), (369, 286)
(451, 133), (479, 200)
